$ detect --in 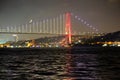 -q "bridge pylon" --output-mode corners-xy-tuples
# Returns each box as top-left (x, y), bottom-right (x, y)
(65, 12), (72, 44)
